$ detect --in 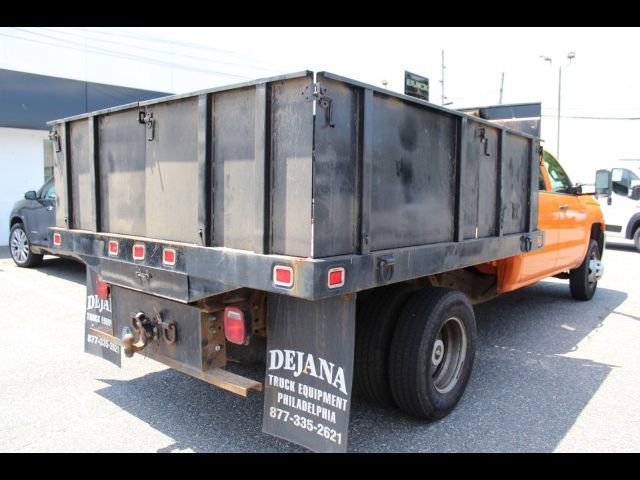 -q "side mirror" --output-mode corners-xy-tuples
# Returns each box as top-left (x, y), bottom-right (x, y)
(24, 190), (37, 200)
(595, 169), (612, 196)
